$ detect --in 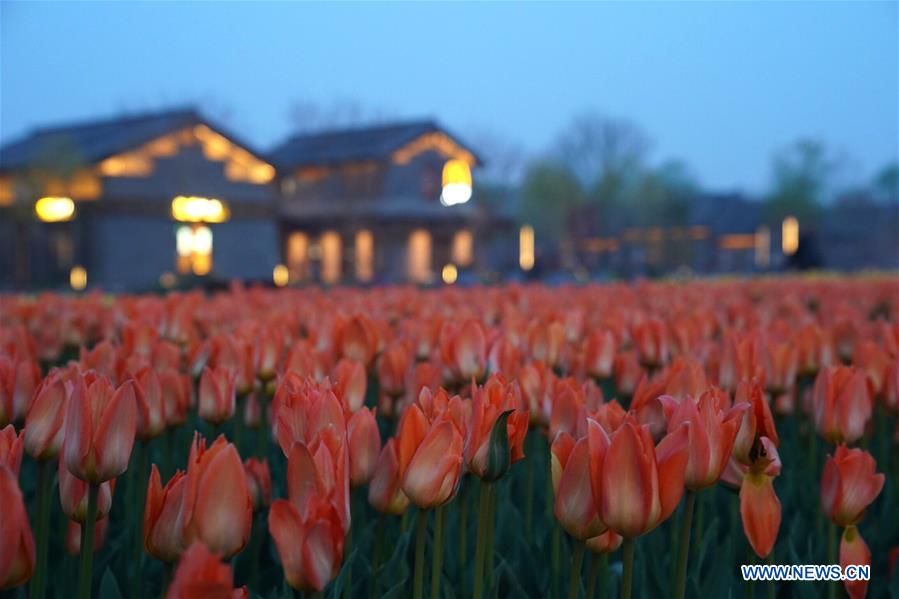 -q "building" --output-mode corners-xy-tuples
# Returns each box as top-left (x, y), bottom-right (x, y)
(0, 108), (280, 290)
(271, 121), (493, 284)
